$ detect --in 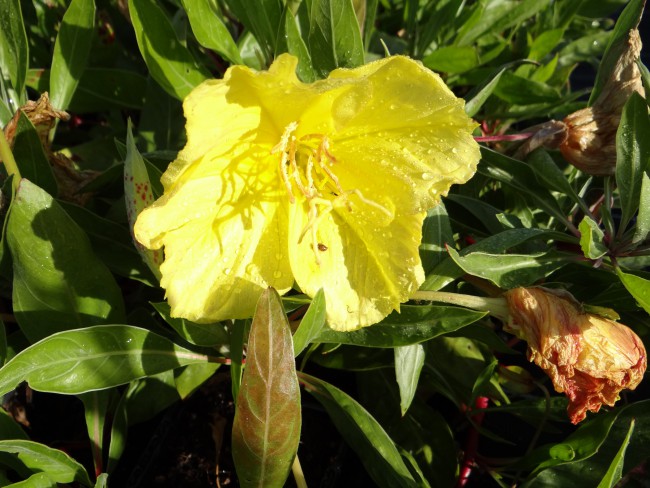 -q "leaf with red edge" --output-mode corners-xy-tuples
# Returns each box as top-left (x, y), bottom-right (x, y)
(232, 288), (301, 488)
(124, 121), (162, 280)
